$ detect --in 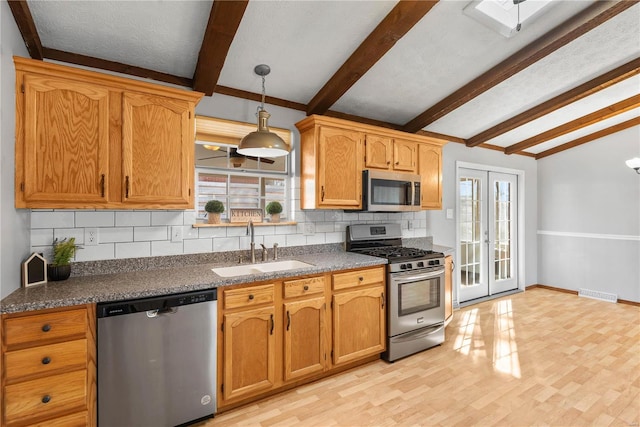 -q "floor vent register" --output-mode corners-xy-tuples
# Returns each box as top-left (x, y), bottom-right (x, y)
(578, 288), (618, 303)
